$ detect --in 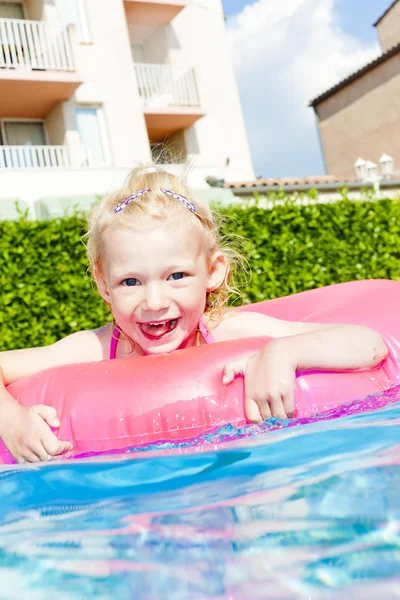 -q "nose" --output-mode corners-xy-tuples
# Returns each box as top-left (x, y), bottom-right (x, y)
(142, 283), (170, 312)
